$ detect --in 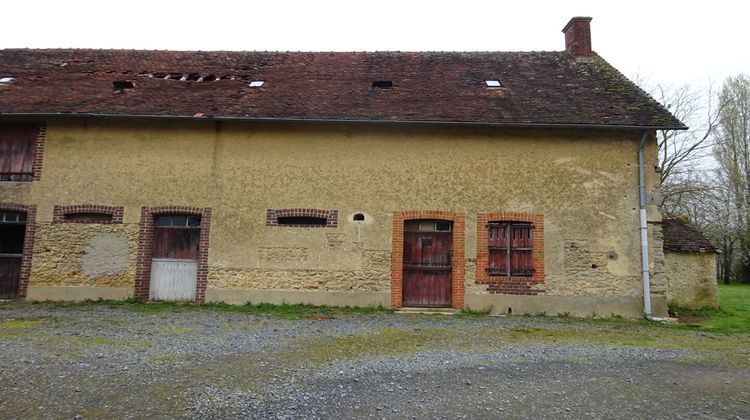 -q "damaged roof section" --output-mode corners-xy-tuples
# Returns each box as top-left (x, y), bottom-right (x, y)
(0, 49), (684, 128)
(662, 218), (718, 254)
